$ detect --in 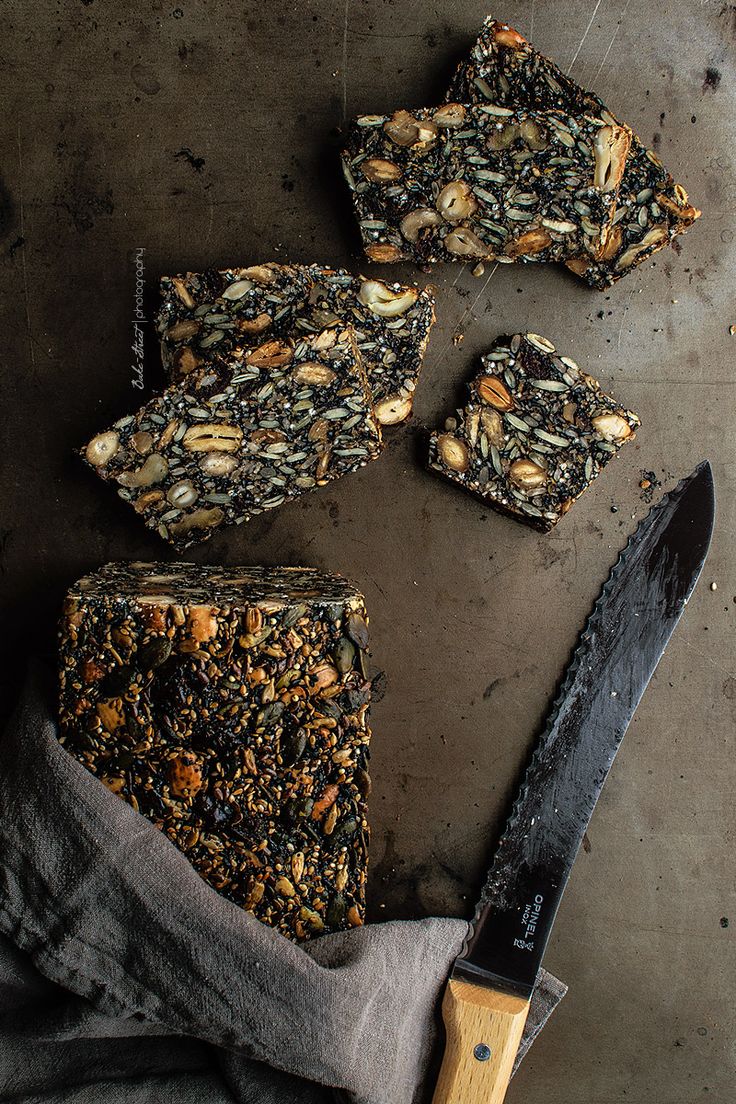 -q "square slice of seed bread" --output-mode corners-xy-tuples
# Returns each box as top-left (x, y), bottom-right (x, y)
(58, 561), (373, 941)
(82, 326), (383, 549)
(342, 105), (630, 269)
(157, 263), (436, 426)
(446, 17), (700, 287)
(428, 332), (640, 529)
